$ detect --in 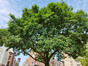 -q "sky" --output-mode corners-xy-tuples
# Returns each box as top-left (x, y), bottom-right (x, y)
(0, 0), (88, 66)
